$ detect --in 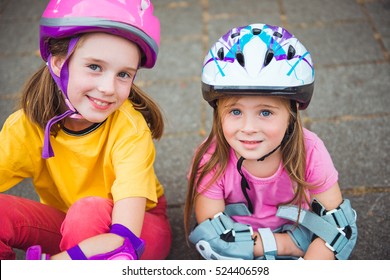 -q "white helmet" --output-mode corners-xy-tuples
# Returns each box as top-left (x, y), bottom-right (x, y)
(202, 23), (314, 109)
